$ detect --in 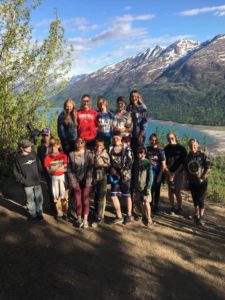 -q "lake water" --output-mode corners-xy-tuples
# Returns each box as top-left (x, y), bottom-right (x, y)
(146, 119), (215, 146)
(50, 108), (215, 146)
